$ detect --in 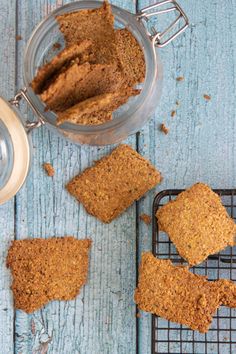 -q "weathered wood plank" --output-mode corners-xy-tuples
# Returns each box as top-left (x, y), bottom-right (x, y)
(14, 1), (137, 353)
(0, 0), (16, 353)
(137, 0), (236, 353)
